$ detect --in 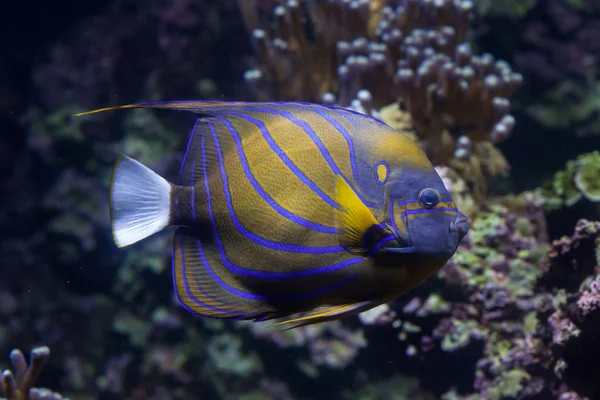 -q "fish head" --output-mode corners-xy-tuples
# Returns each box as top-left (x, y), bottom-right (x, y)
(382, 167), (469, 259)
